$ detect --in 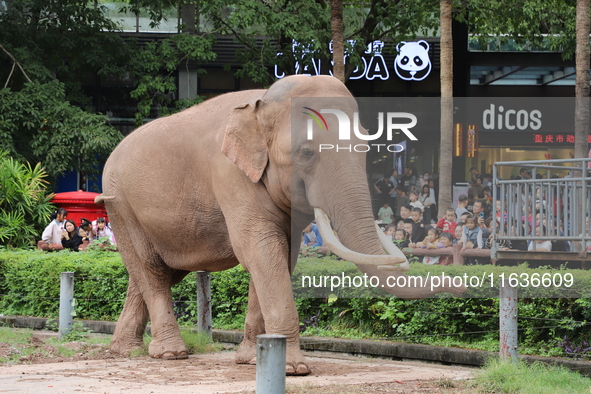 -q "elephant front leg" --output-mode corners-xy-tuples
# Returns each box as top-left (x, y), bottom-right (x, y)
(110, 278), (149, 355)
(235, 278), (265, 365)
(247, 262), (310, 375)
